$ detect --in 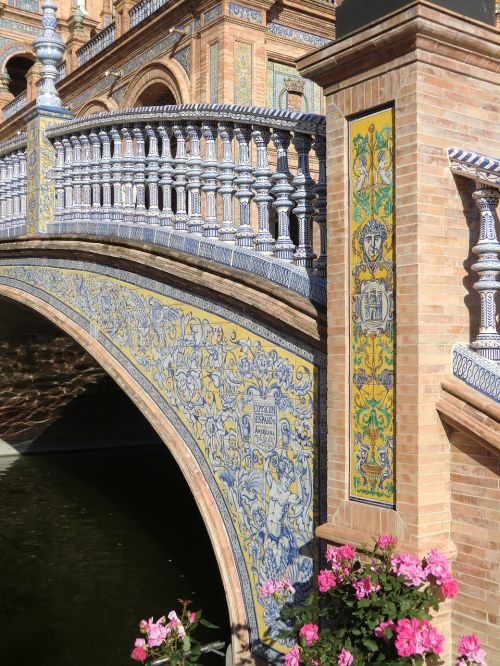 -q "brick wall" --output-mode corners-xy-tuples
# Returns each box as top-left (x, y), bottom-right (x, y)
(451, 431), (500, 662)
(298, 2), (500, 660)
